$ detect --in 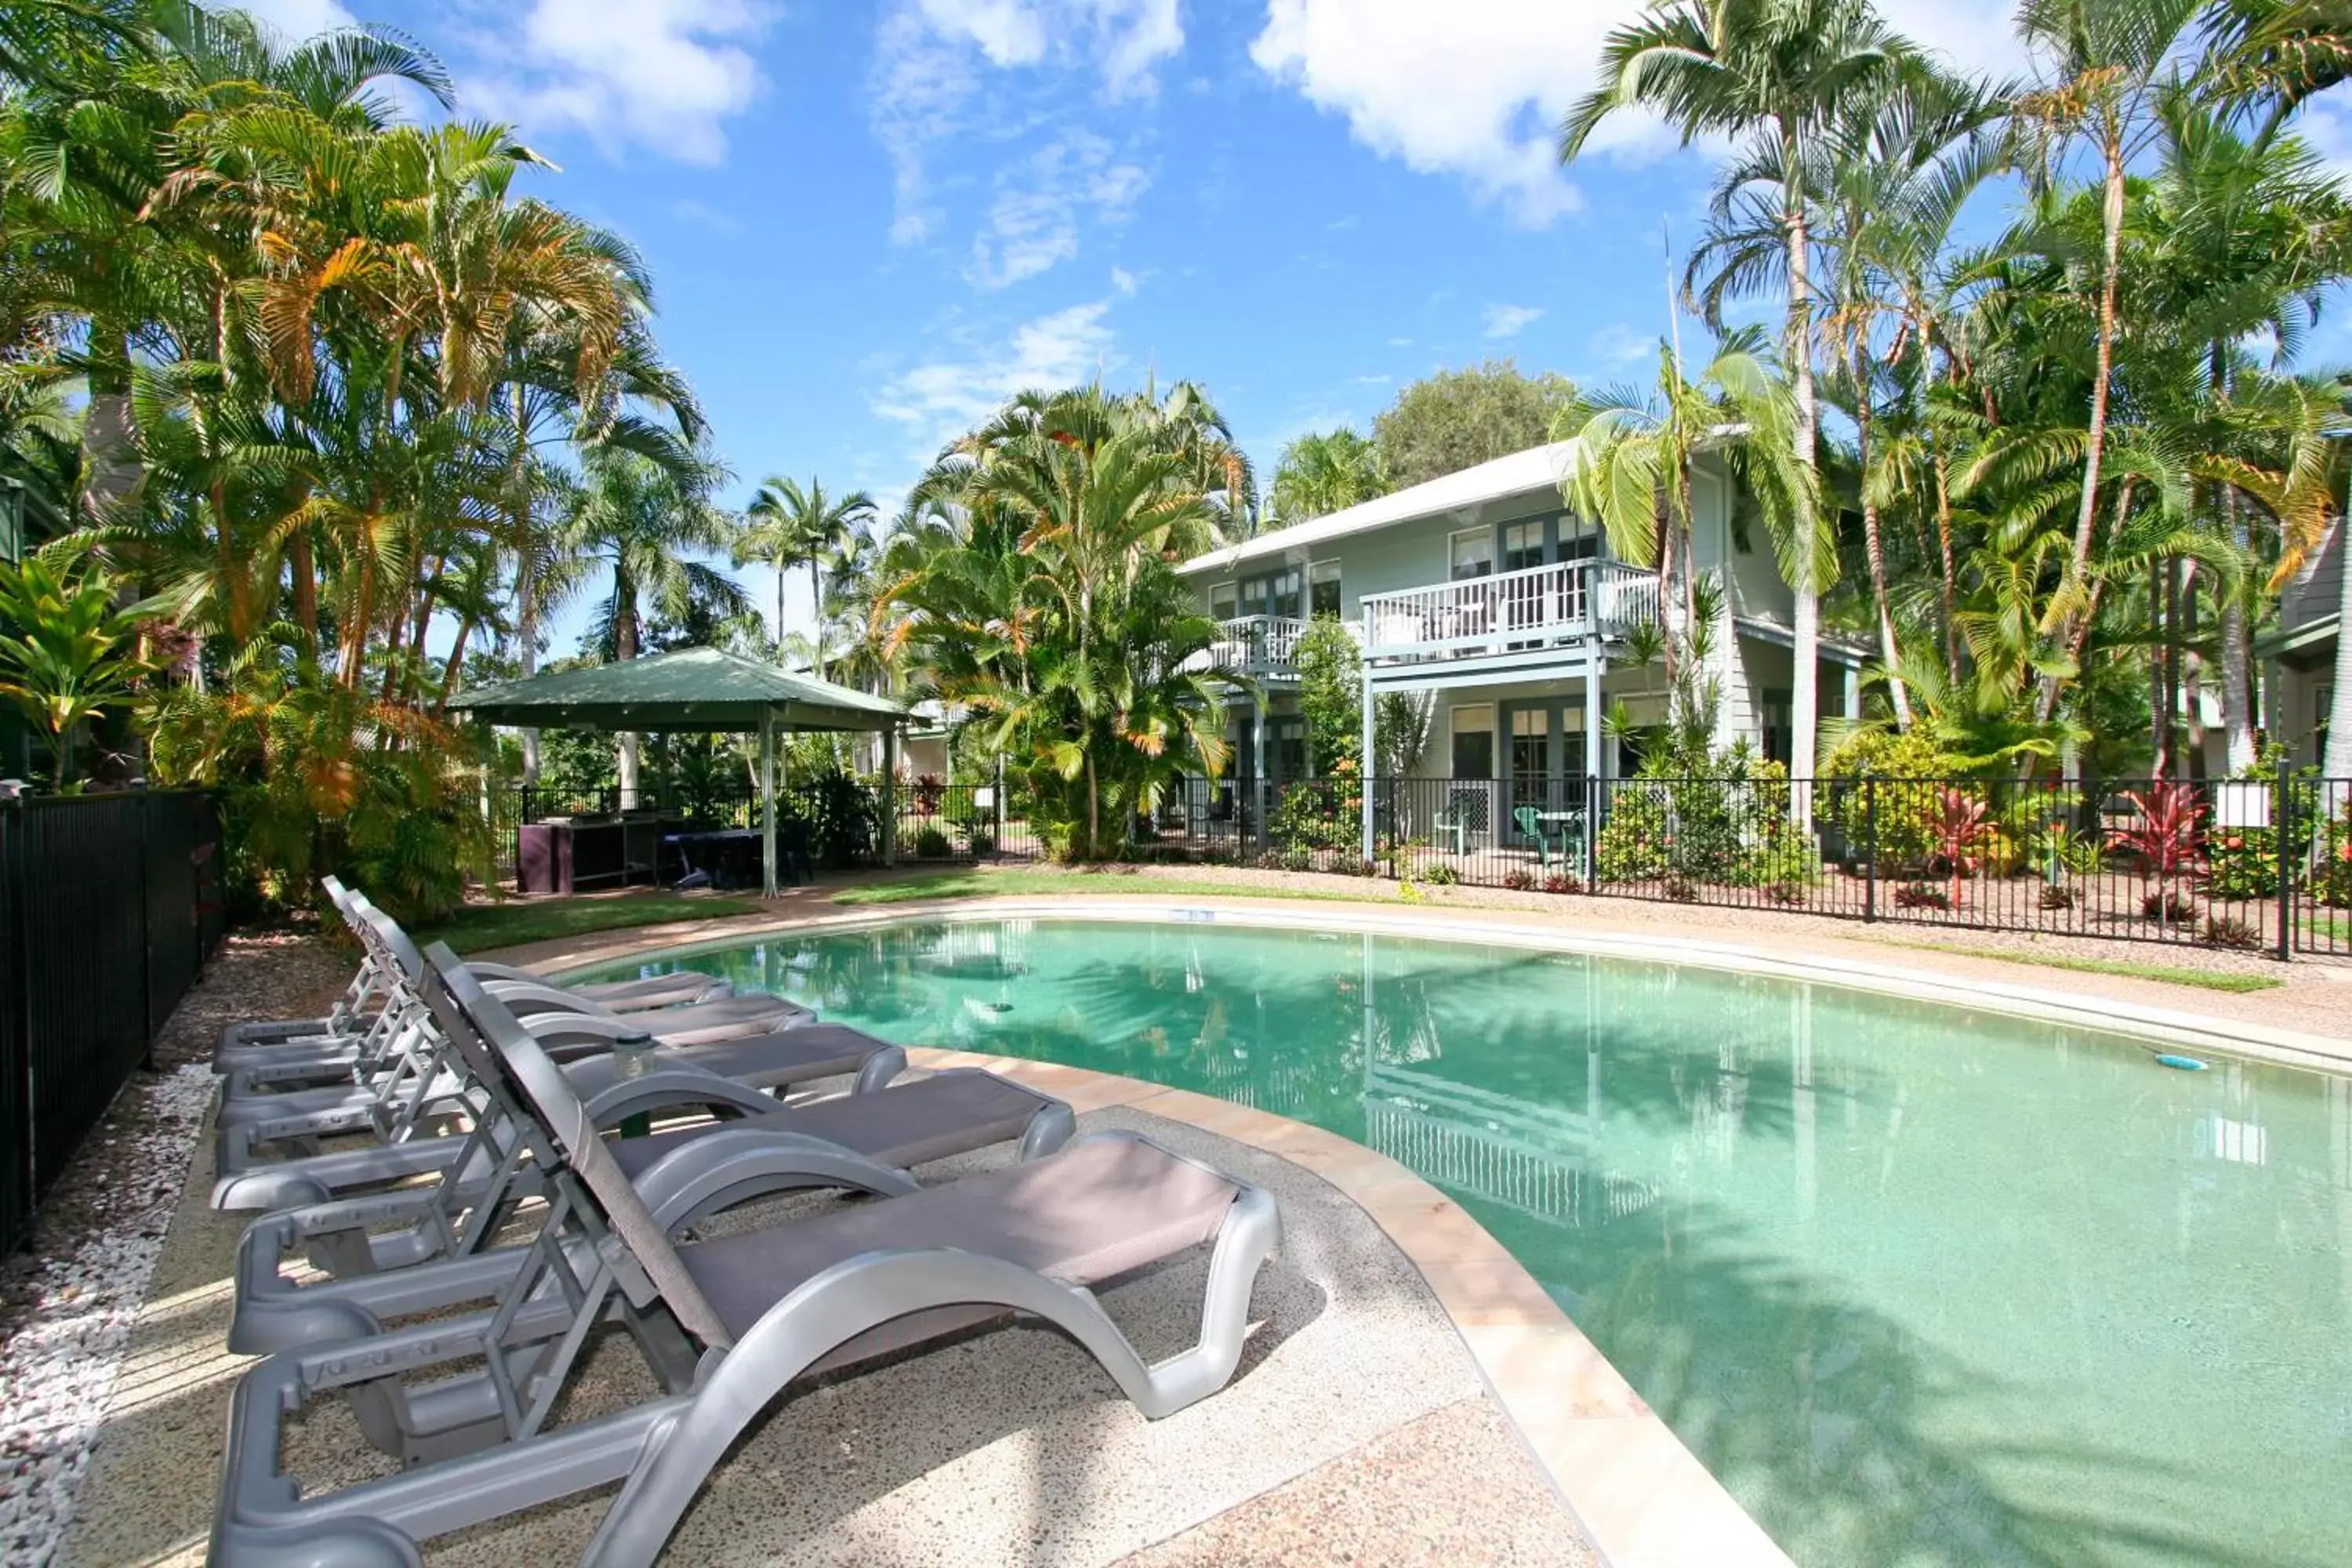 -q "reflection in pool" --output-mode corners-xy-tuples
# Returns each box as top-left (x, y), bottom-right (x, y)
(583, 916), (2352, 1568)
